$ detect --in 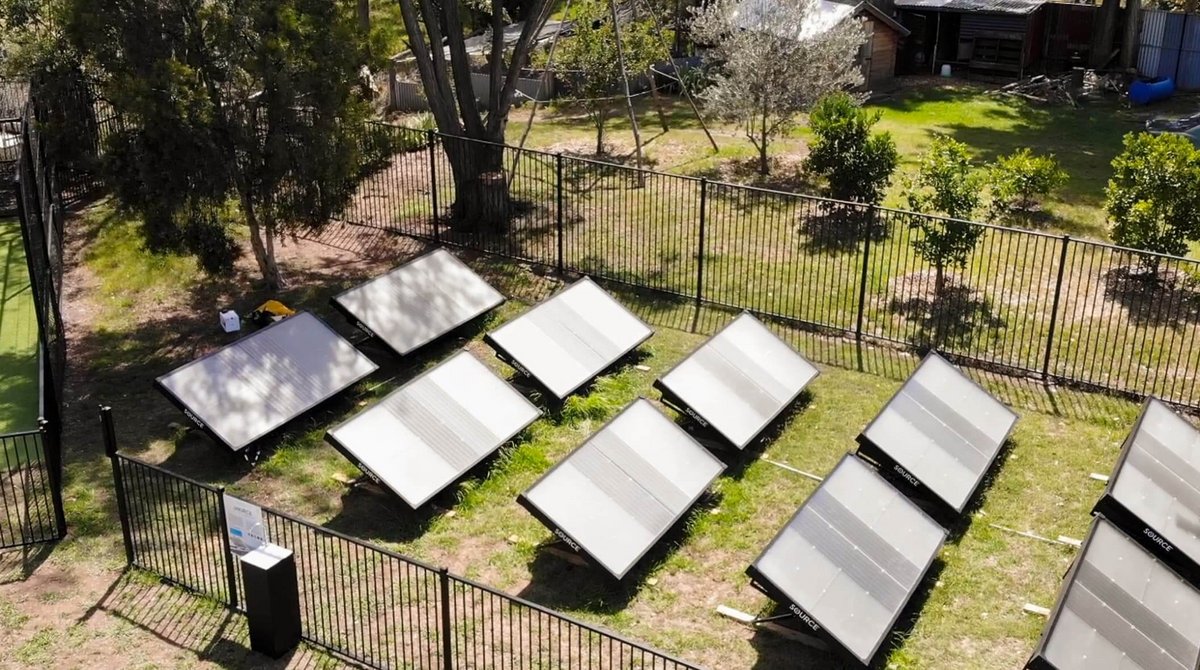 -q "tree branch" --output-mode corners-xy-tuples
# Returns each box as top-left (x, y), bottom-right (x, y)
(441, 0), (486, 135)
(485, 0), (553, 133)
(396, 0), (462, 134)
